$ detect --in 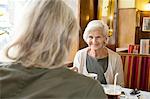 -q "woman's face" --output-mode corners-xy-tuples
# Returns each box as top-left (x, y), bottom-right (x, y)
(86, 29), (106, 50)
